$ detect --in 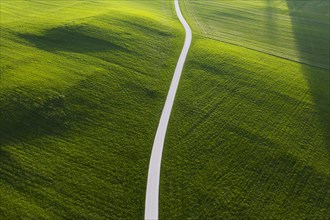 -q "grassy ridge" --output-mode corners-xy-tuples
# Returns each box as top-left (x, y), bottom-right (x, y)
(1, 0), (183, 218)
(160, 0), (330, 219)
(181, 0), (330, 69)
